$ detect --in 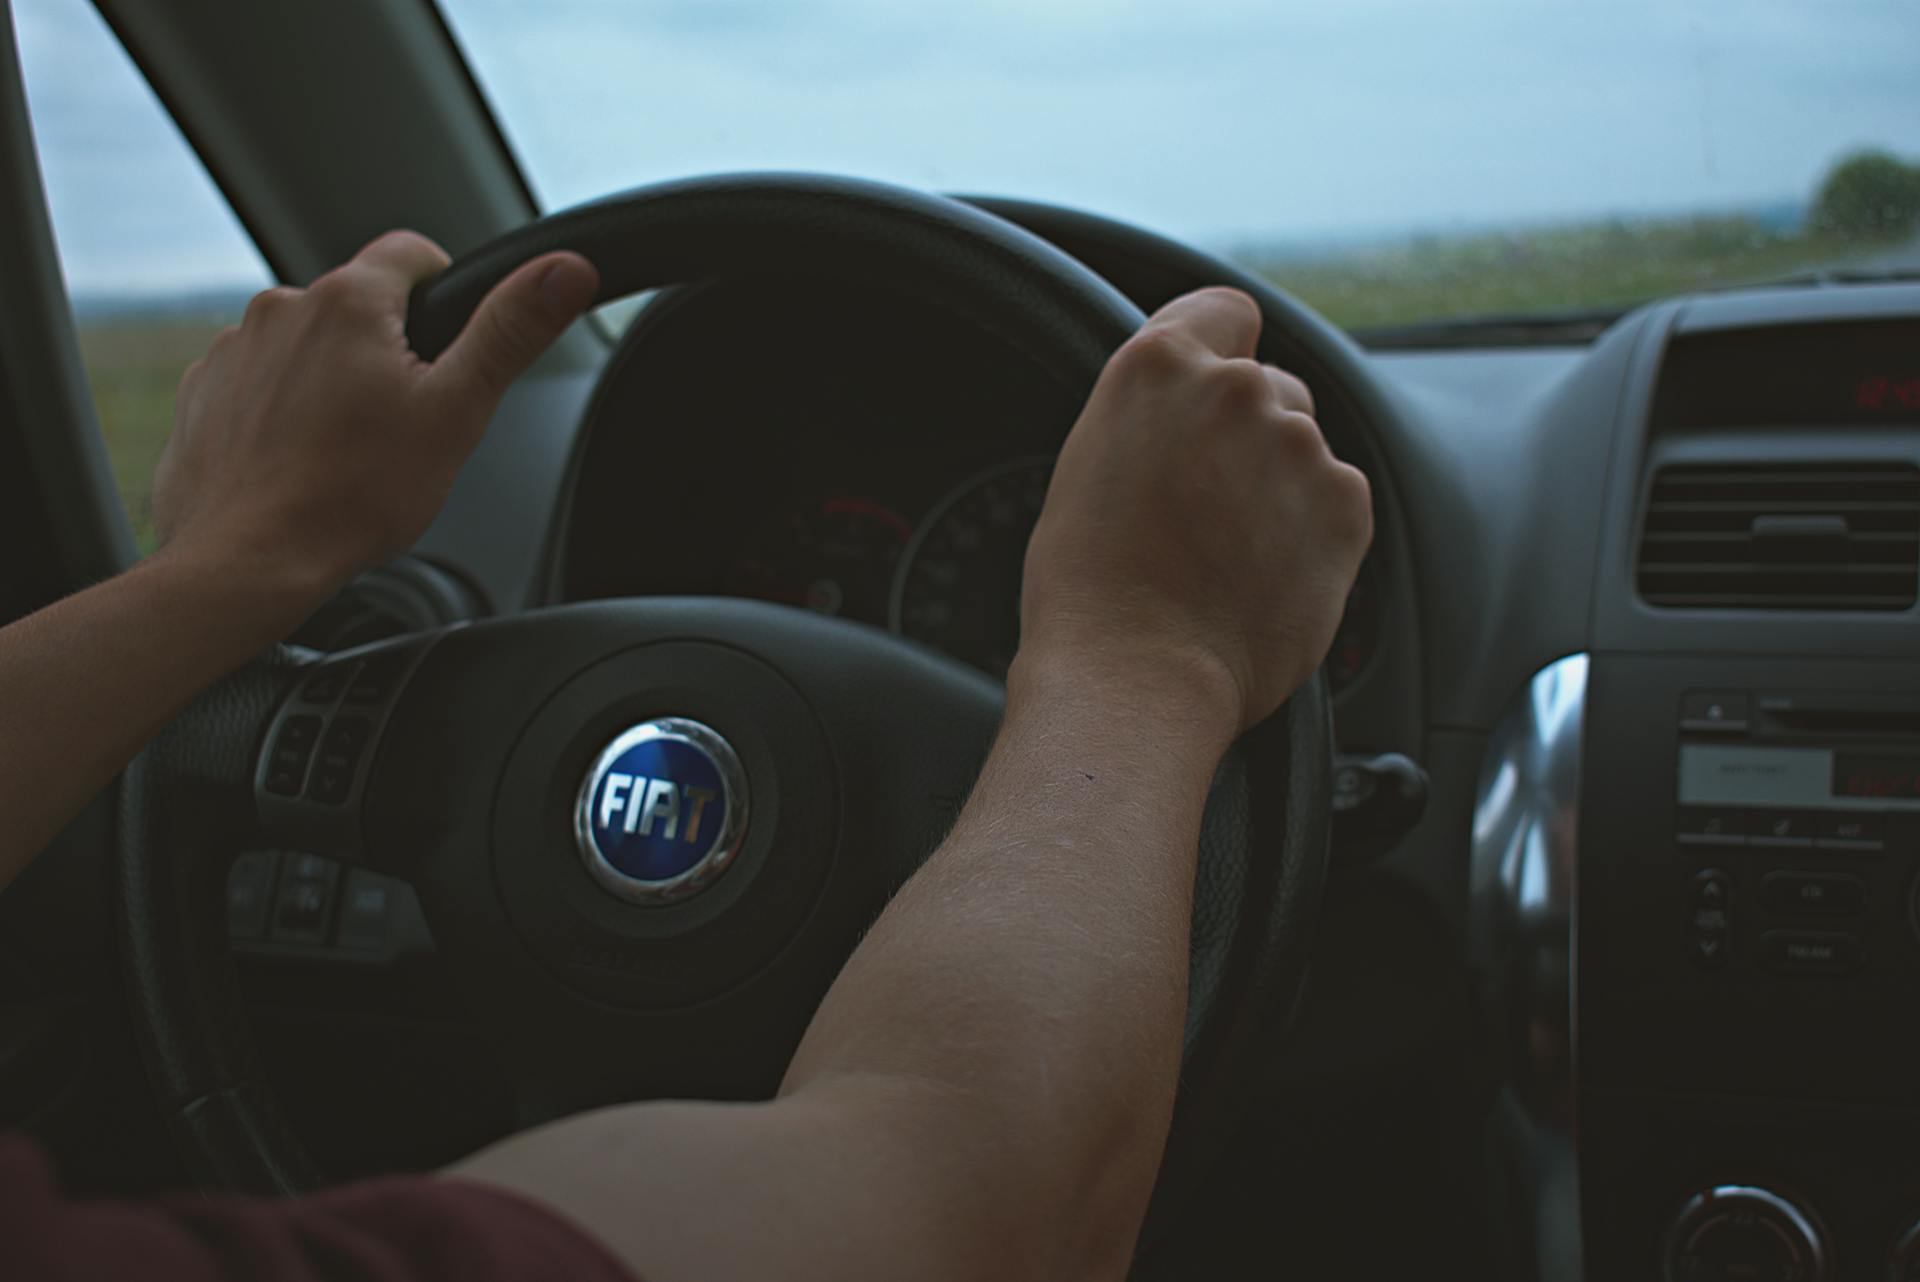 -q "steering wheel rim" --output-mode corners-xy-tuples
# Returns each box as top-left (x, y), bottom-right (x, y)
(114, 173), (1332, 1251)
